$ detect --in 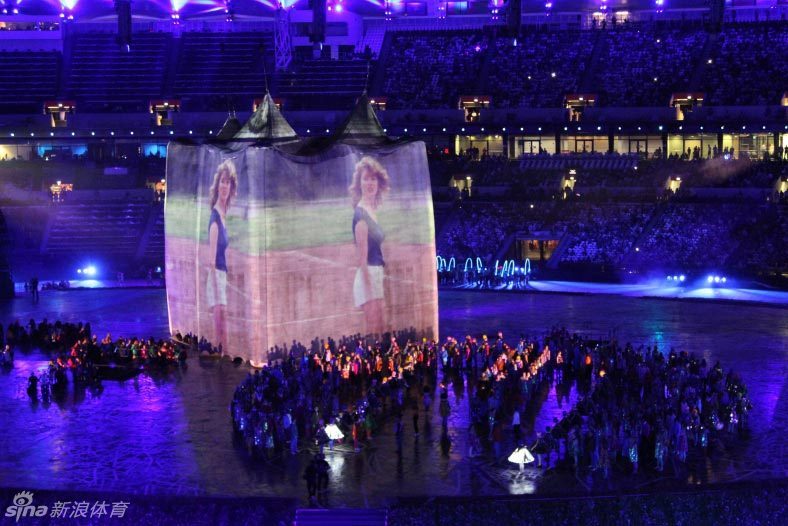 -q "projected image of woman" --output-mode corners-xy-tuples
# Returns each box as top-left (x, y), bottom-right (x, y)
(206, 159), (237, 352)
(350, 156), (390, 336)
